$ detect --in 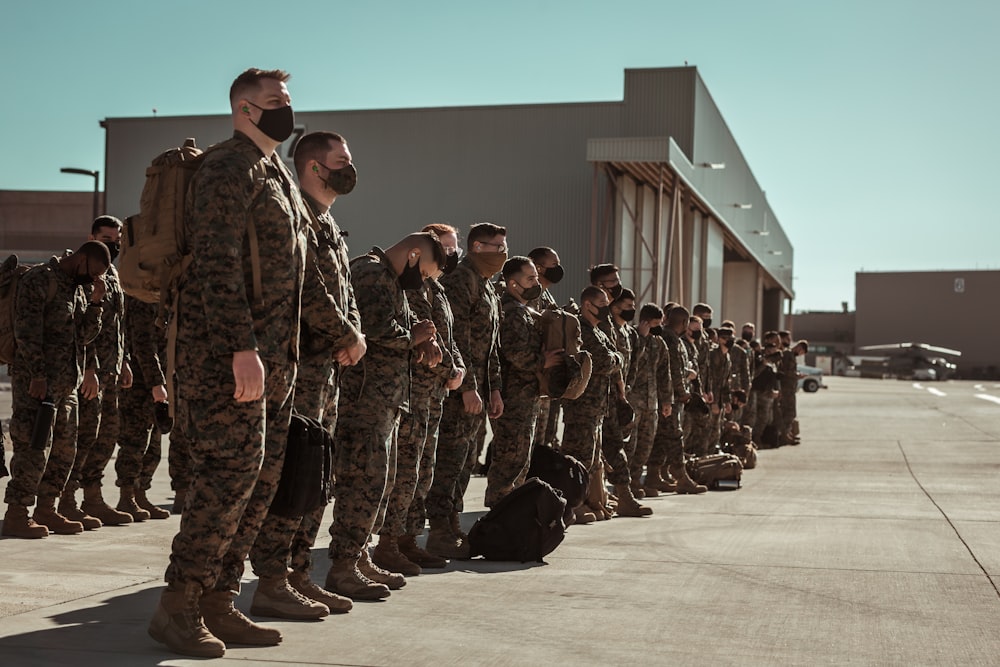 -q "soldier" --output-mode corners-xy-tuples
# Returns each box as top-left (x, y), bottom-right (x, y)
(151, 68), (313, 658)
(2, 242), (109, 538)
(646, 305), (707, 495)
(627, 304), (673, 497)
(750, 345), (783, 447)
(248, 131), (365, 616)
(324, 233), (444, 599)
(682, 315), (713, 458)
(704, 327), (734, 455)
(484, 257), (561, 508)
(779, 339), (808, 445)
(527, 247), (563, 447)
(50, 217), (134, 529)
(113, 295), (170, 520)
(561, 286), (622, 524)
(374, 223), (465, 575)
(425, 223), (506, 559)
